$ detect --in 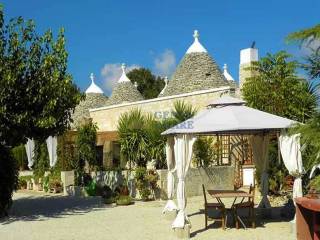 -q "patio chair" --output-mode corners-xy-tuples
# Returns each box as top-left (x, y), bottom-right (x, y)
(232, 184), (255, 229)
(202, 184), (226, 230)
